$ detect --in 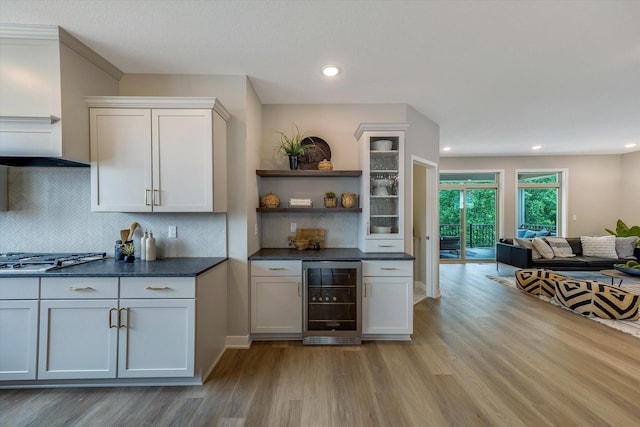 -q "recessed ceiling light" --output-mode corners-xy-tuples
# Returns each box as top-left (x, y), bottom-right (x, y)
(625, 143), (637, 148)
(442, 146), (451, 152)
(532, 145), (542, 150)
(321, 65), (340, 77)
